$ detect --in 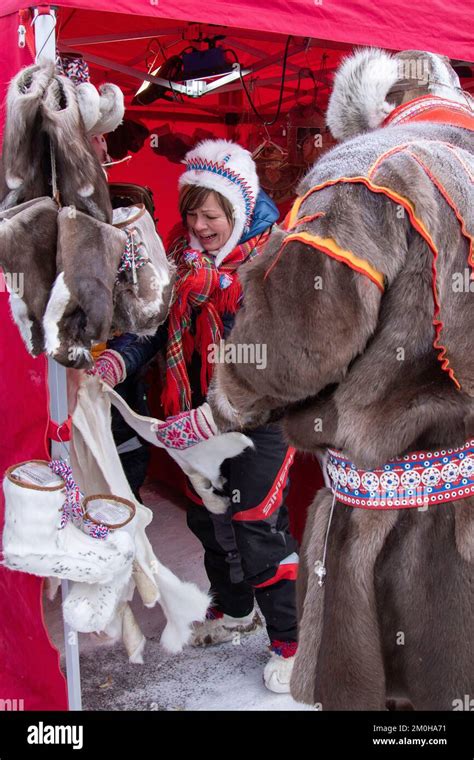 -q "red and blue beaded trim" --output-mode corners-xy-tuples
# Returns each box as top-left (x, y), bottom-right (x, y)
(184, 156), (256, 230)
(117, 229), (148, 277)
(327, 439), (474, 509)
